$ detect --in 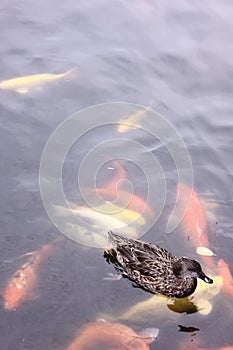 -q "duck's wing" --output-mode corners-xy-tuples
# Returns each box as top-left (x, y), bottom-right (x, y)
(119, 242), (174, 276)
(108, 231), (175, 276)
